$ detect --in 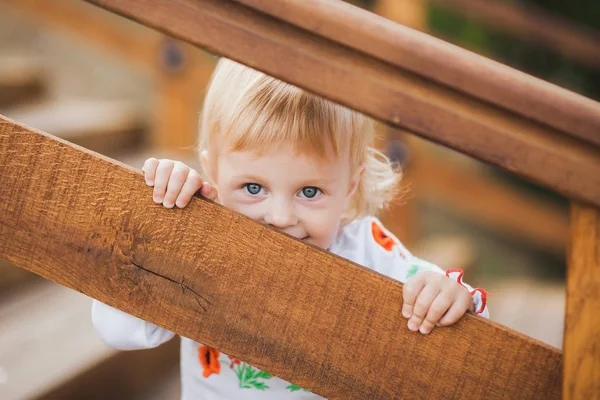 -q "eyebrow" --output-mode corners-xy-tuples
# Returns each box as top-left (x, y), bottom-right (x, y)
(296, 178), (337, 187)
(233, 175), (336, 187)
(230, 175), (267, 185)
